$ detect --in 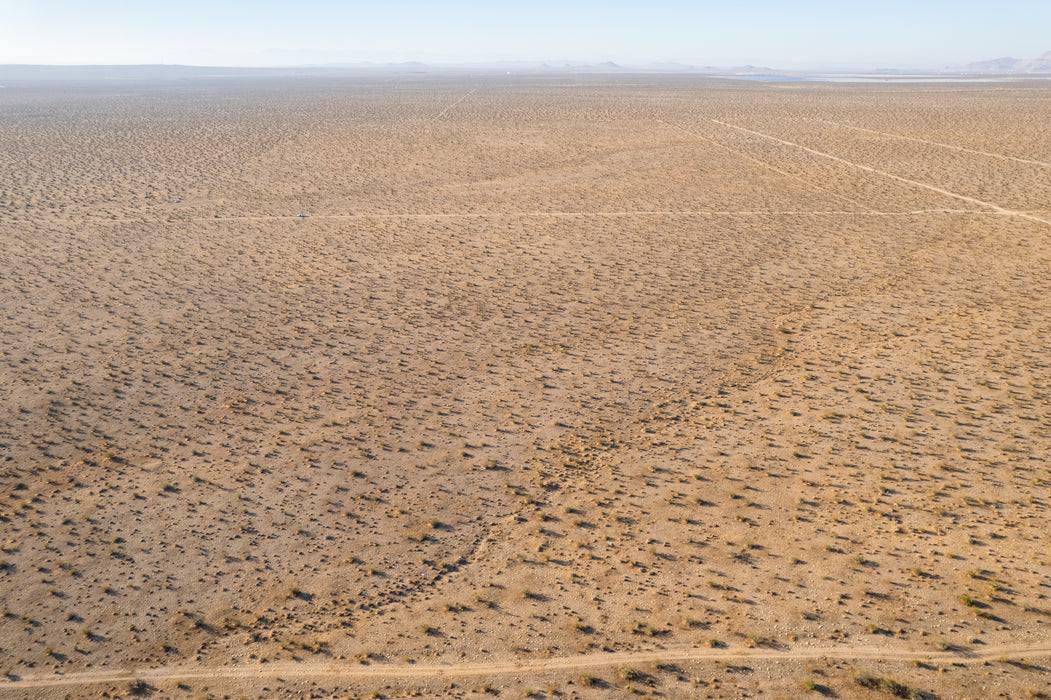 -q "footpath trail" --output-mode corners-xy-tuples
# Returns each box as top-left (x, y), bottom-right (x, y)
(3, 641), (1050, 691)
